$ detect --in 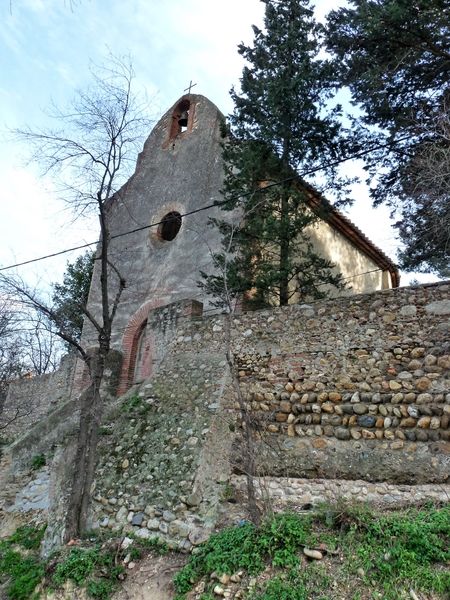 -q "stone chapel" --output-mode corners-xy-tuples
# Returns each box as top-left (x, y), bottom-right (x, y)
(76, 94), (399, 395)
